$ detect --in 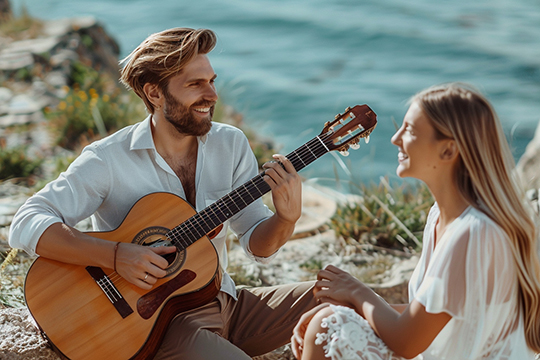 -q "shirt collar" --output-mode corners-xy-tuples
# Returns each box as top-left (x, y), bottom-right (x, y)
(130, 115), (210, 151)
(130, 115), (155, 150)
